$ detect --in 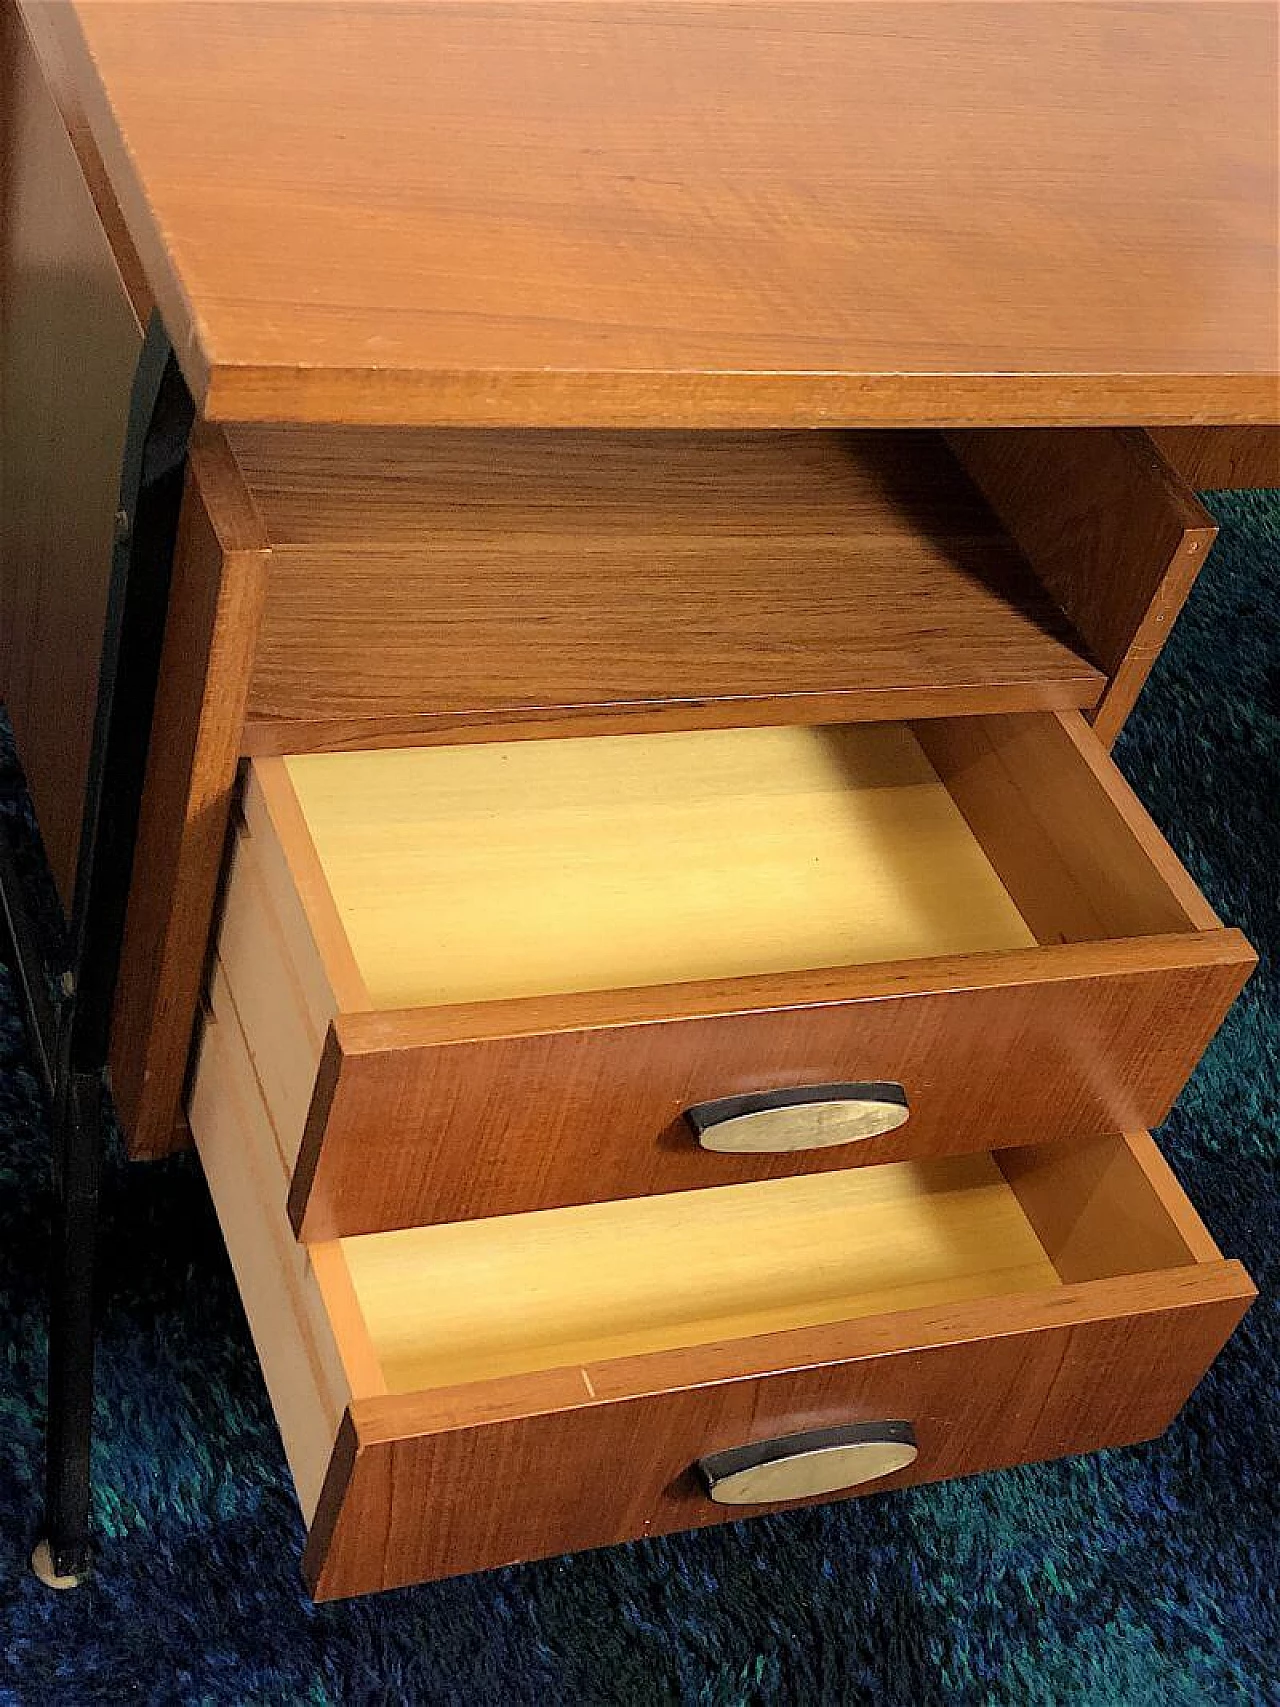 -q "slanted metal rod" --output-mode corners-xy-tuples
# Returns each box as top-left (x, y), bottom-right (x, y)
(34, 314), (193, 1587)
